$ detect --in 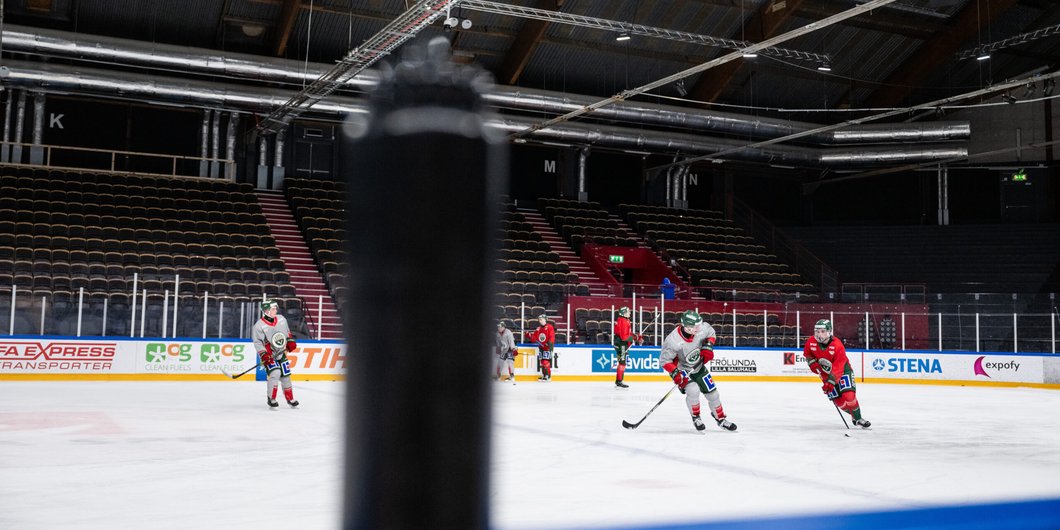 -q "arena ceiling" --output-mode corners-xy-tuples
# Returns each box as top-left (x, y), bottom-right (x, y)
(4, 0), (1060, 171)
